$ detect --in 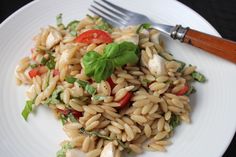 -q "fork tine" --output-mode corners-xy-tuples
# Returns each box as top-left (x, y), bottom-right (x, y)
(90, 5), (127, 24)
(88, 8), (122, 27)
(94, 0), (129, 20)
(101, 0), (134, 16)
